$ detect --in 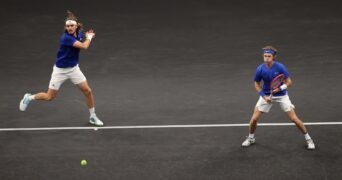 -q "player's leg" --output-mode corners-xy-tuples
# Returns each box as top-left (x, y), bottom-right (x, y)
(286, 110), (307, 133)
(286, 110), (315, 150)
(34, 89), (59, 101)
(70, 66), (103, 126)
(279, 95), (315, 150)
(242, 107), (263, 147)
(78, 81), (94, 109)
(242, 96), (271, 147)
(19, 67), (65, 111)
(77, 81), (103, 126)
(19, 89), (59, 111)
(249, 107), (263, 134)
